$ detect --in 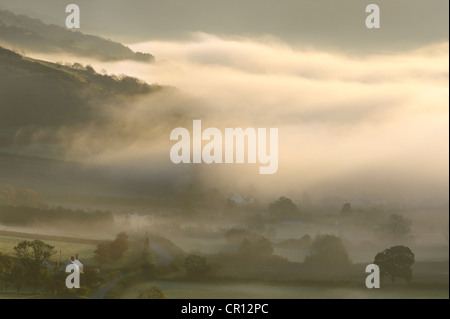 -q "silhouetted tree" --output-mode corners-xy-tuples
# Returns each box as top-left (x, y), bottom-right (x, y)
(374, 245), (415, 284)
(305, 234), (351, 267)
(268, 196), (299, 220)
